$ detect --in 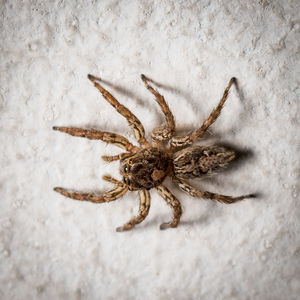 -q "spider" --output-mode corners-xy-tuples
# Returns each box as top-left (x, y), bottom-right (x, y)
(53, 74), (254, 231)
